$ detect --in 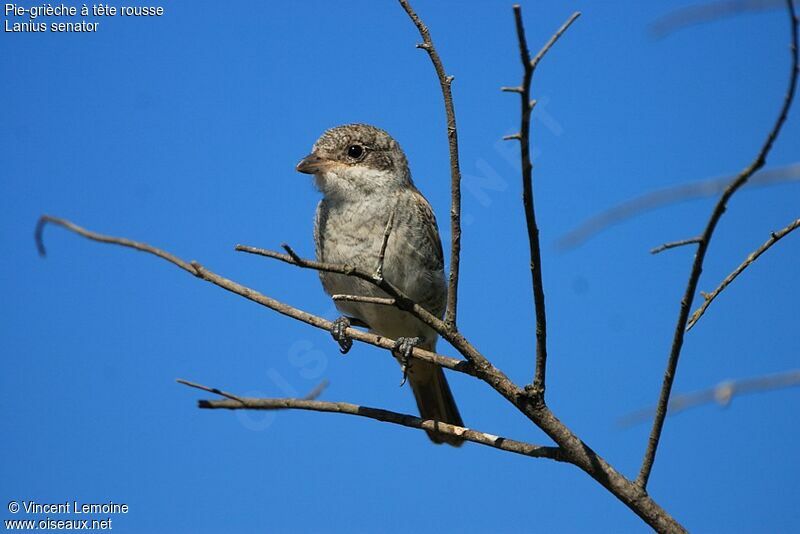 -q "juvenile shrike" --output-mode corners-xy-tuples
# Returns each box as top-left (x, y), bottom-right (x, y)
(296, 123), (463, 446)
